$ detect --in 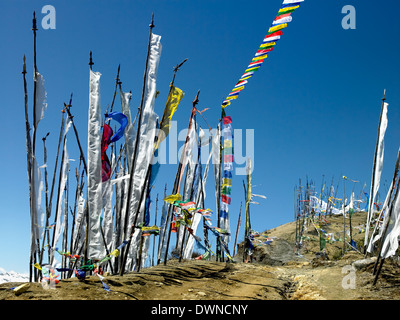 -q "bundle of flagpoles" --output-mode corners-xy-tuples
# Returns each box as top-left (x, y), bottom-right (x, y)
(23, 13), (233, 283)
(23, 0), (305, 284)
(294, 175), (362, 256)
(293, 91), (400, 286)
